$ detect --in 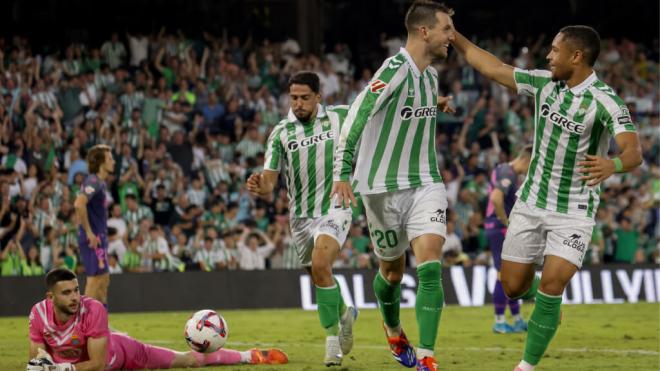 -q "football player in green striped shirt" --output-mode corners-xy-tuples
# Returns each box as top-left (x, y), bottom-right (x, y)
(246, 72), (358, 367)
(452, 26), (642, 371)
(332, 2), (455, 370)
